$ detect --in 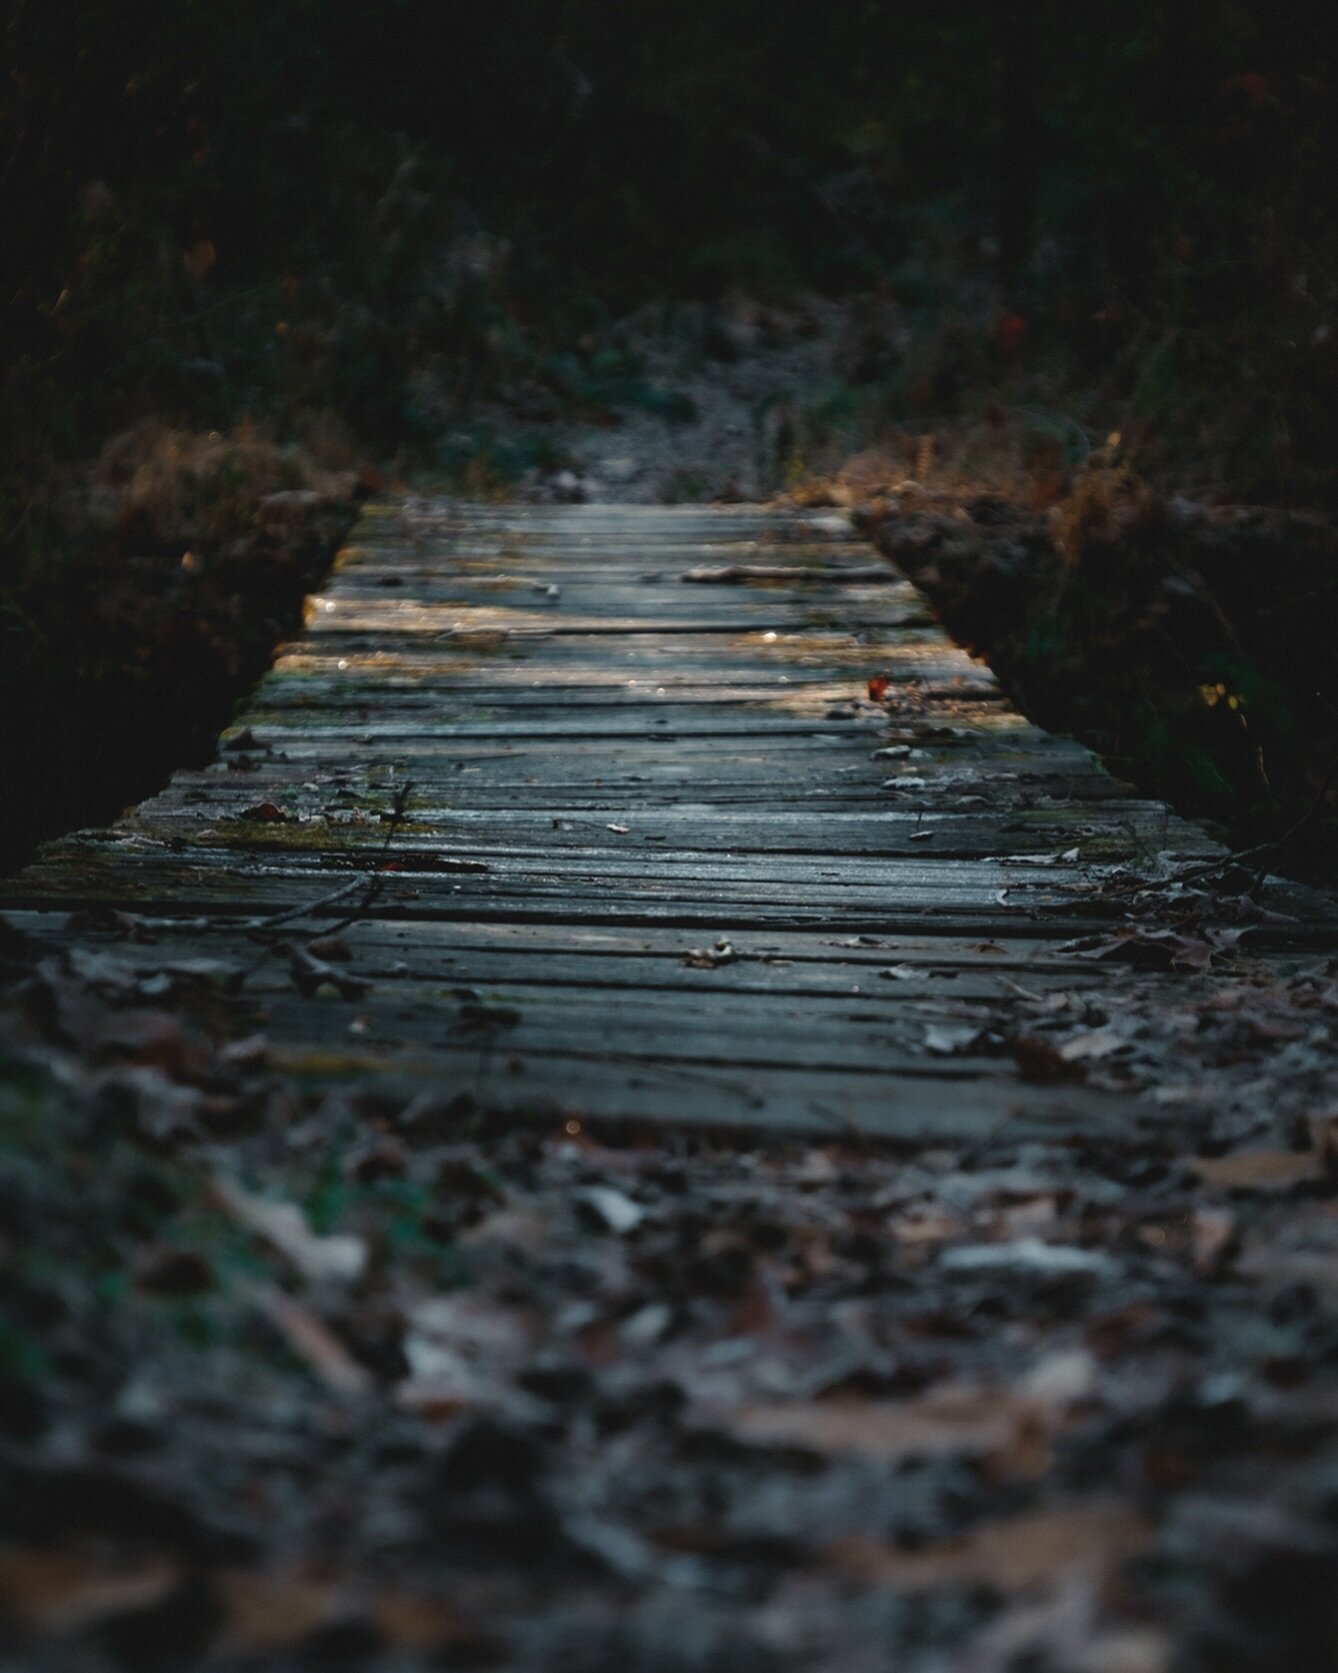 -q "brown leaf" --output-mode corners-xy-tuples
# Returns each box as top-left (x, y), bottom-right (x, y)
(826, 1503), (1147, 1593)
(373, 1592), (473, 1649)
(1067, 926), (1243, 972)
(0, 1550), (179, 1634)
(92, 1008), (188, 1069)
(306, 936), (352, 961)
(216, 1571), (338, 1651)
(1191, 1149), (1327, 1192)
(1011, 1033), (1087, 1084)
(705, 1386), (1029, 1467)
(249, 1286), (372, 1397)
(48, 977), (192, 1072)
